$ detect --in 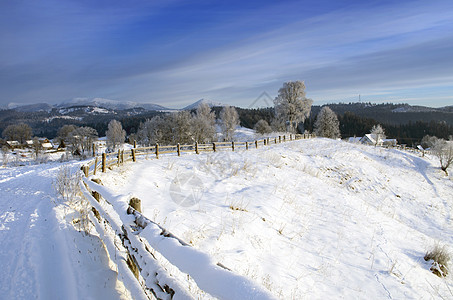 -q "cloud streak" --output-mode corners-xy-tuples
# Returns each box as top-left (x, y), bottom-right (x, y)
(1, 0), (452, 107)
